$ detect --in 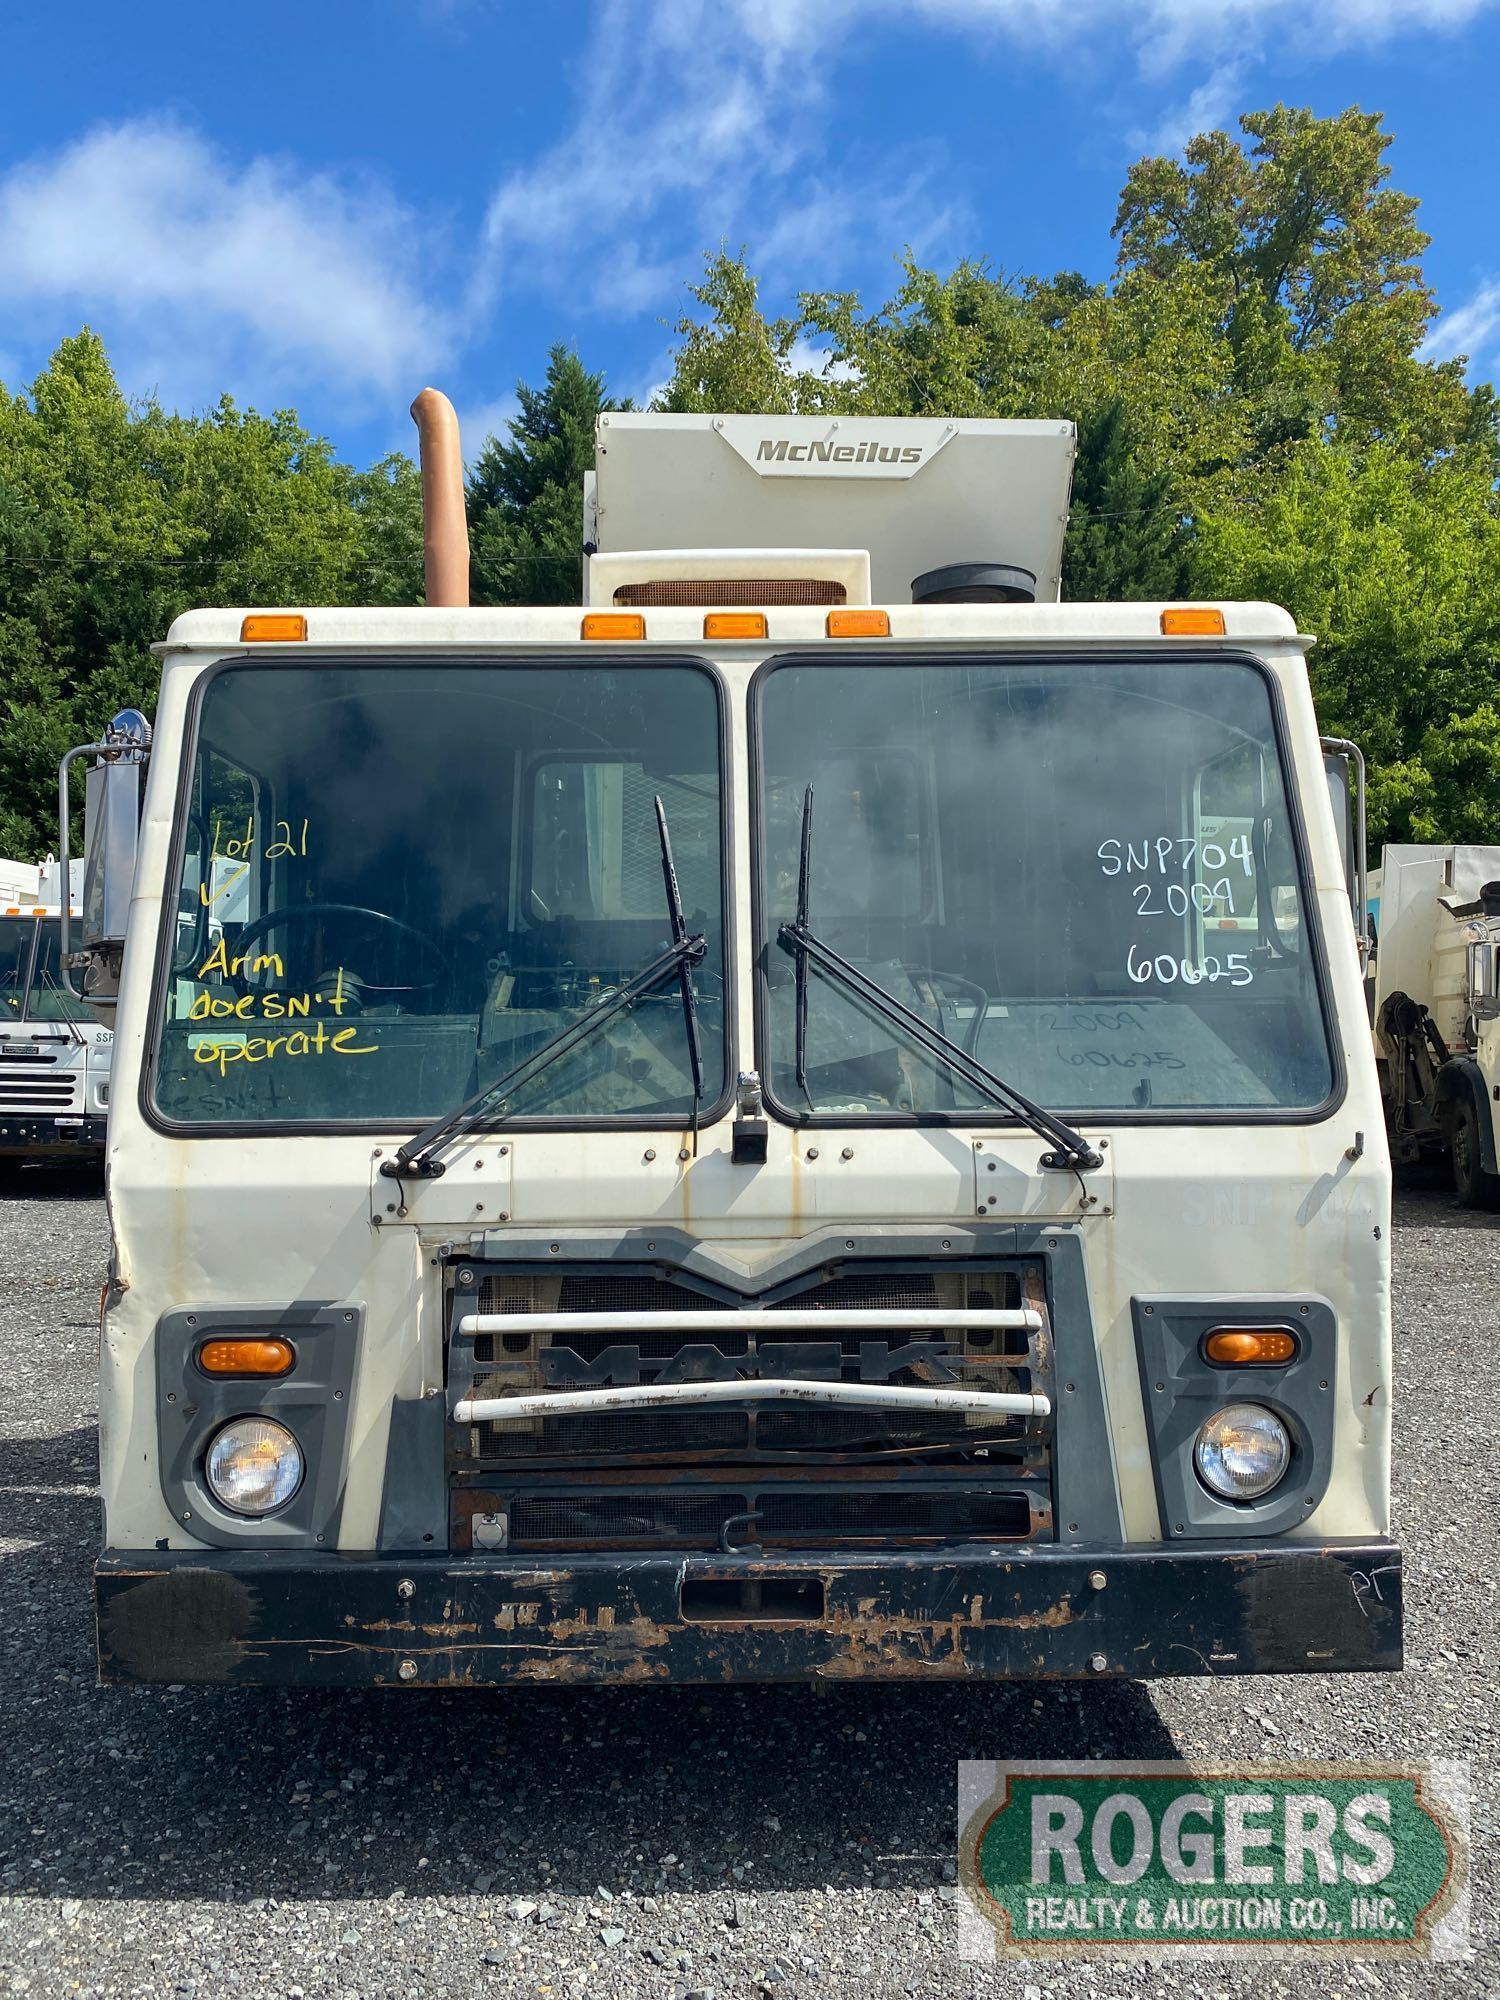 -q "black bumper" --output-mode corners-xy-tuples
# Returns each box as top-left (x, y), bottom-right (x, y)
(0, 1113), (105, 1155)
(95, 1540), (1402, 1687)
